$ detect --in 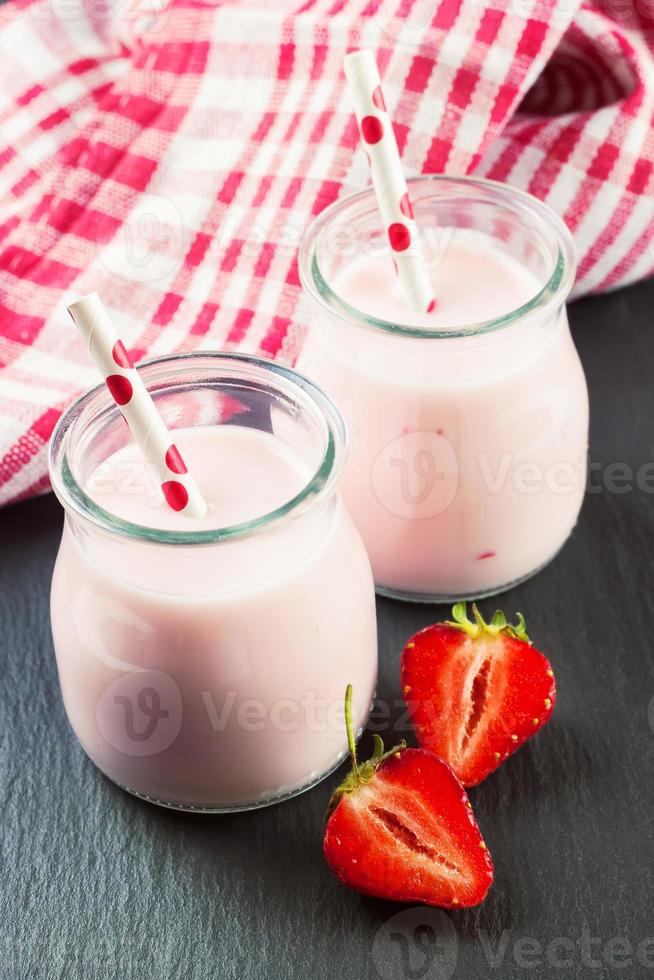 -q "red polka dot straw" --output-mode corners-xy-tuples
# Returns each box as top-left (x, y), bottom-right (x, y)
(343, 50), (435, 315)
(67, 293), (208, 520)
